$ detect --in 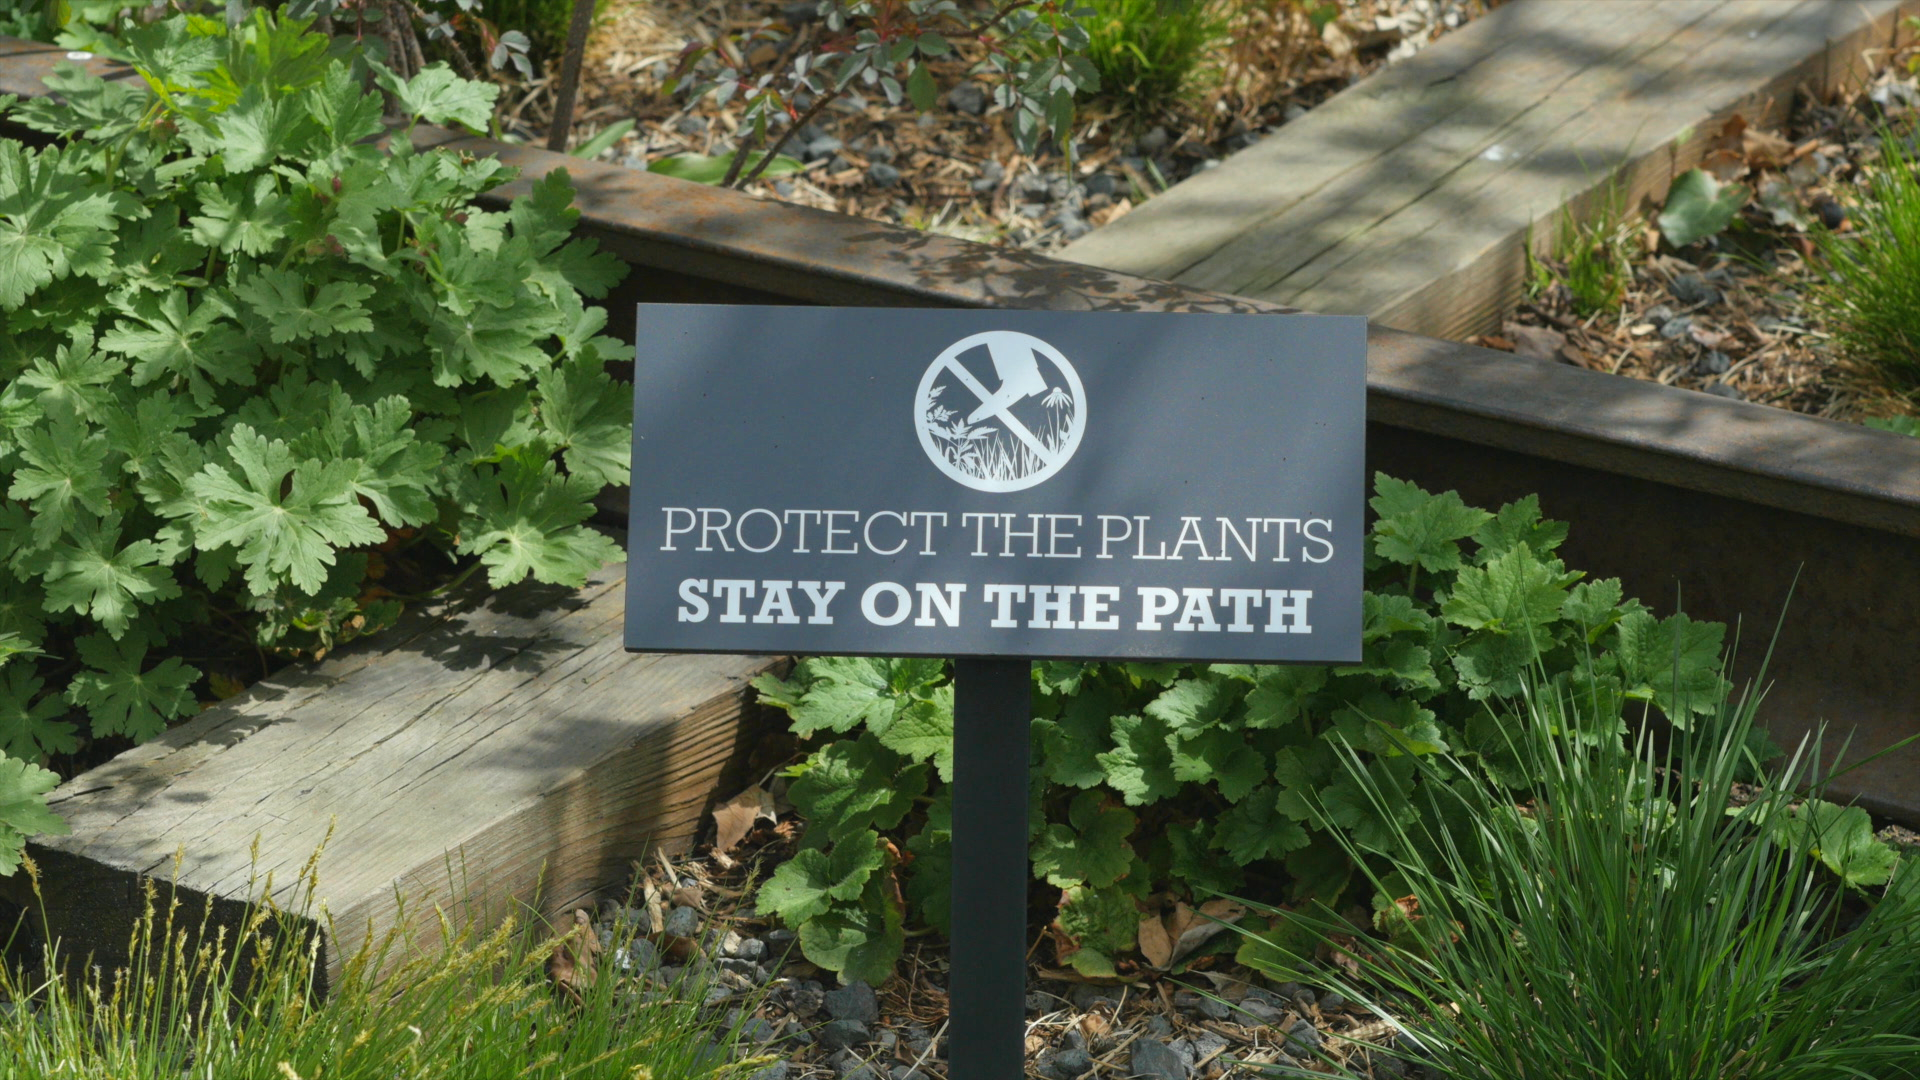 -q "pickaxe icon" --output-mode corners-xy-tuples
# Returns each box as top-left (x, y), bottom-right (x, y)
(965, 336), (1050, 424)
